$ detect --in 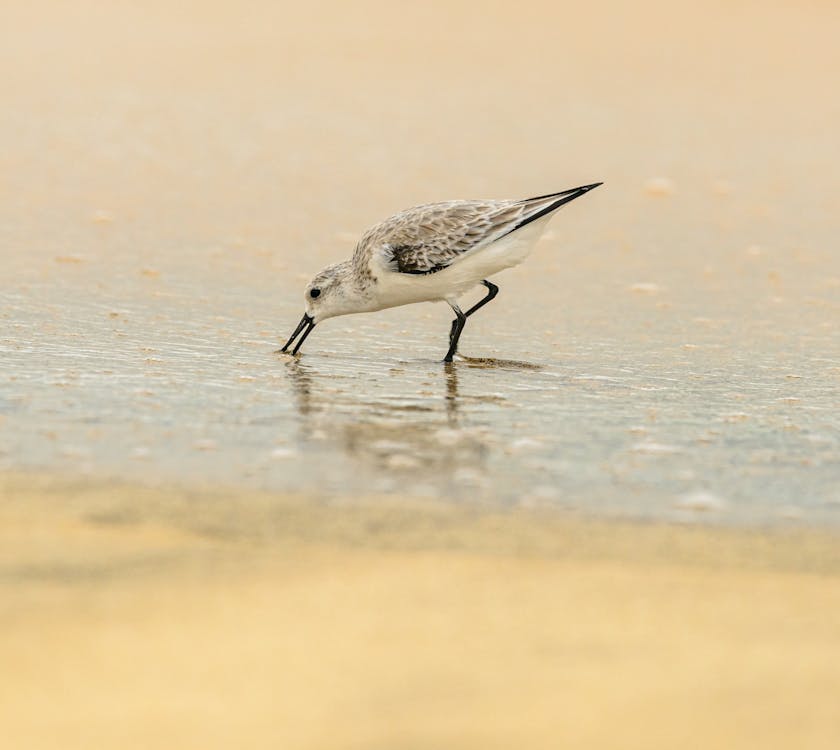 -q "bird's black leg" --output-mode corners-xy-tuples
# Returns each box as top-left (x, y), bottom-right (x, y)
(463, 280), (499, 318)
(446, 280), (500, 355)
(444, 303), (466, 362)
